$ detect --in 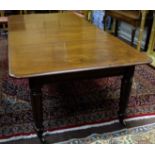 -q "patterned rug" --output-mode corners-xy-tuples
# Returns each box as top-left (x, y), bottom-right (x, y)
(62, 123), (155, 144)
(0, 36), (155, 143)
